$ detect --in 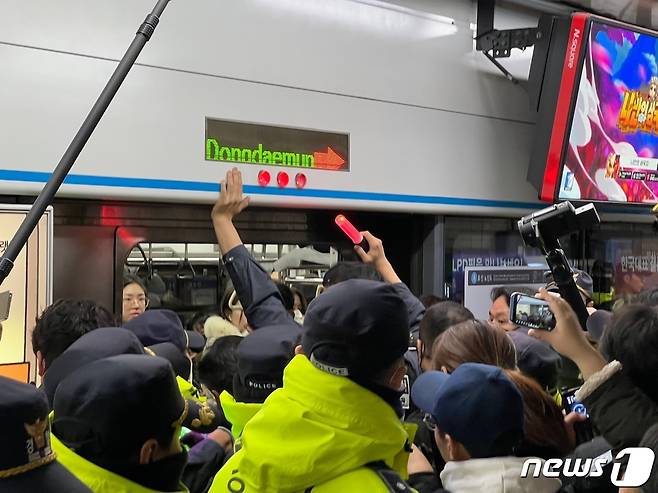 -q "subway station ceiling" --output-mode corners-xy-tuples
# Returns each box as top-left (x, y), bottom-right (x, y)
(551, 0), (656, 29)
